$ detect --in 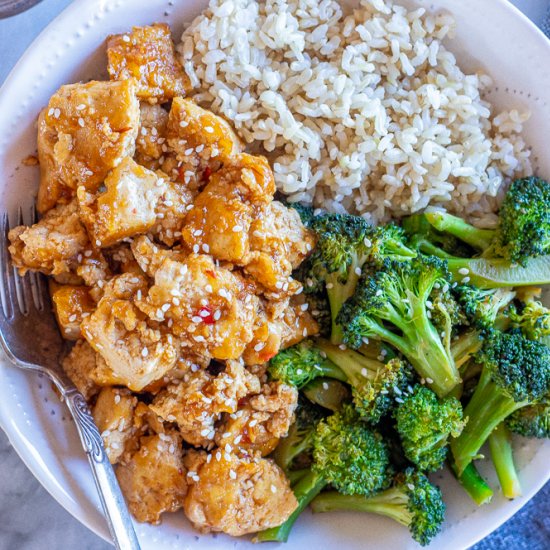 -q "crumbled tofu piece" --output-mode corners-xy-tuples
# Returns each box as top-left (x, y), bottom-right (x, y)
(51, 283), (96, 340)
(130, 235), (187, 278)
(150, 360), (260, 446)
(166, 97), (242, 171)
(136, 255), (259, 360)
(216, 381), (298, 456)
(107, 23), (190, 103)
(184, 452), (297, 536)
(78, 158), (166, 247)
(117, 431), (187, 524)
(81, 273), (179, 391)
(92, 387), (137, 464)
(9, 200), (89, 276)
(37, 80), (139, 212)
(61, 340), (101, 400)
